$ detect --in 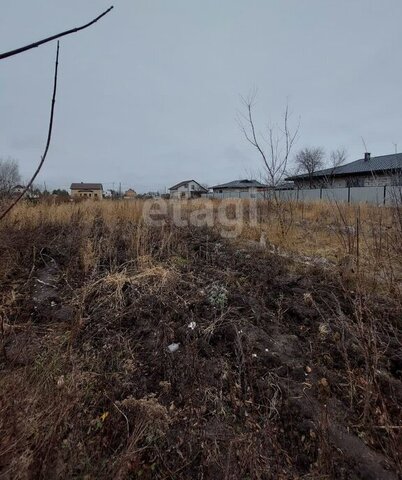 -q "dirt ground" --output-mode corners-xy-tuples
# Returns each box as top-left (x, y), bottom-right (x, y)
(0, 217), (401, 479)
